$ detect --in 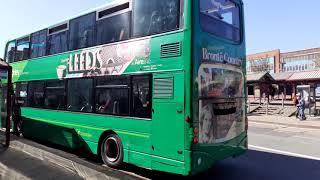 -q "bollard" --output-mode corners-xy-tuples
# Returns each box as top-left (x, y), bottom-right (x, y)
(266, 101), (269, 115)
(282, 92), (284, 107)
